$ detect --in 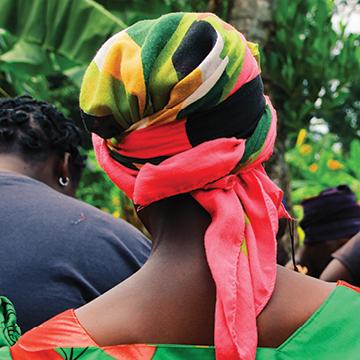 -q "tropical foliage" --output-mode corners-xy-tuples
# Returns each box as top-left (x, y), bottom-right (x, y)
(260, 0), (359, 209)
(262, 0), (359, 146)
(287, 129), (360, 204)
